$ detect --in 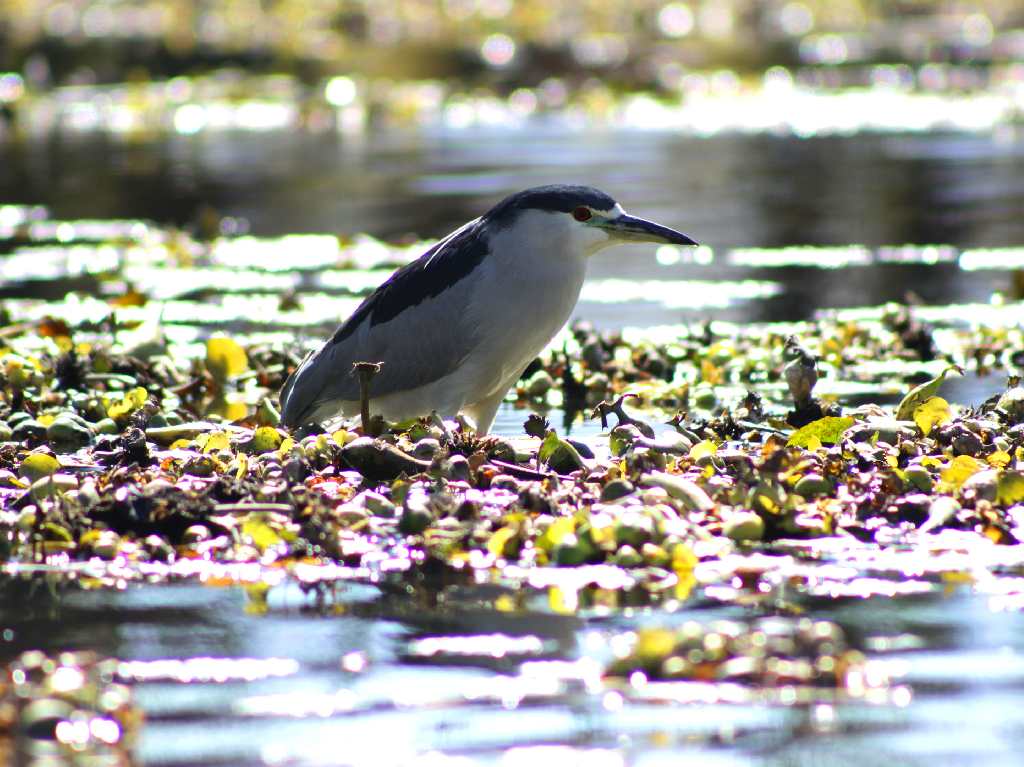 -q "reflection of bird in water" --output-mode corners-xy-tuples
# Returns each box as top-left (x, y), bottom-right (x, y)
(280, 185), (696, 434)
